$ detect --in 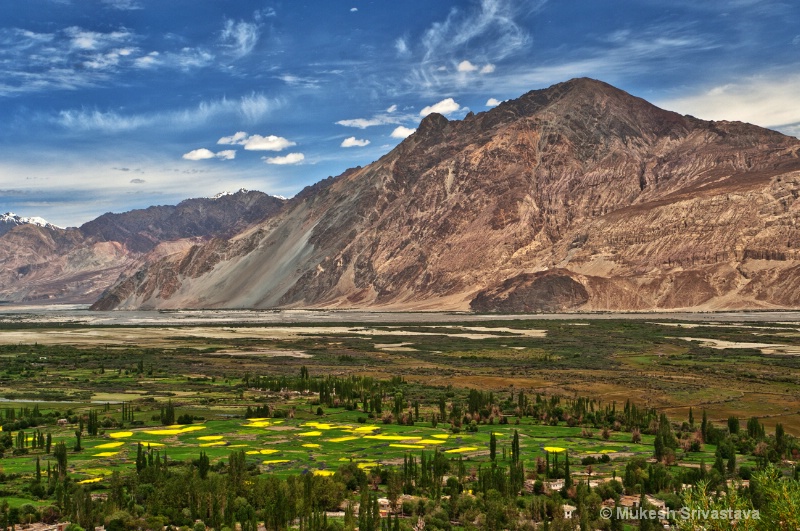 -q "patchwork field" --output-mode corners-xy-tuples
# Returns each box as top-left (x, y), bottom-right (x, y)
(4, 405), (744, 511)
(0, 313), (798, 513)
